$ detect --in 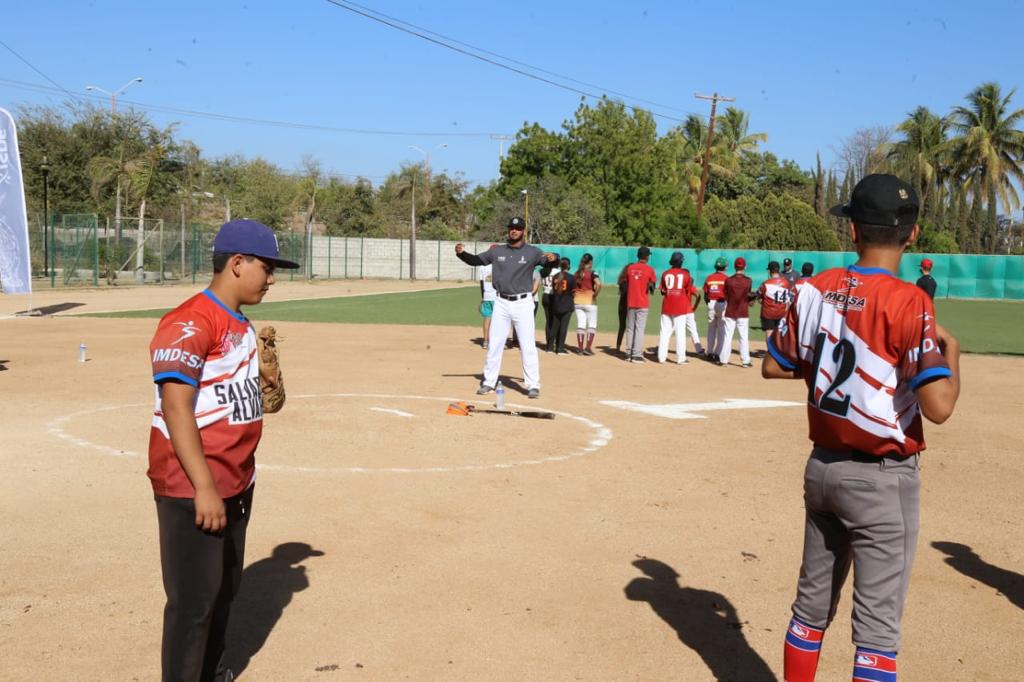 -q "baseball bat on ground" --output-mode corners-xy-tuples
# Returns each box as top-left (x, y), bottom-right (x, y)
(468, 405), (555, 419)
